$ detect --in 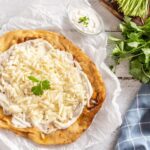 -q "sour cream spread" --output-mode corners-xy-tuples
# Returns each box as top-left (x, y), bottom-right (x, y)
(68, 7), (103, 35)
(0, 39), (93, 134)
